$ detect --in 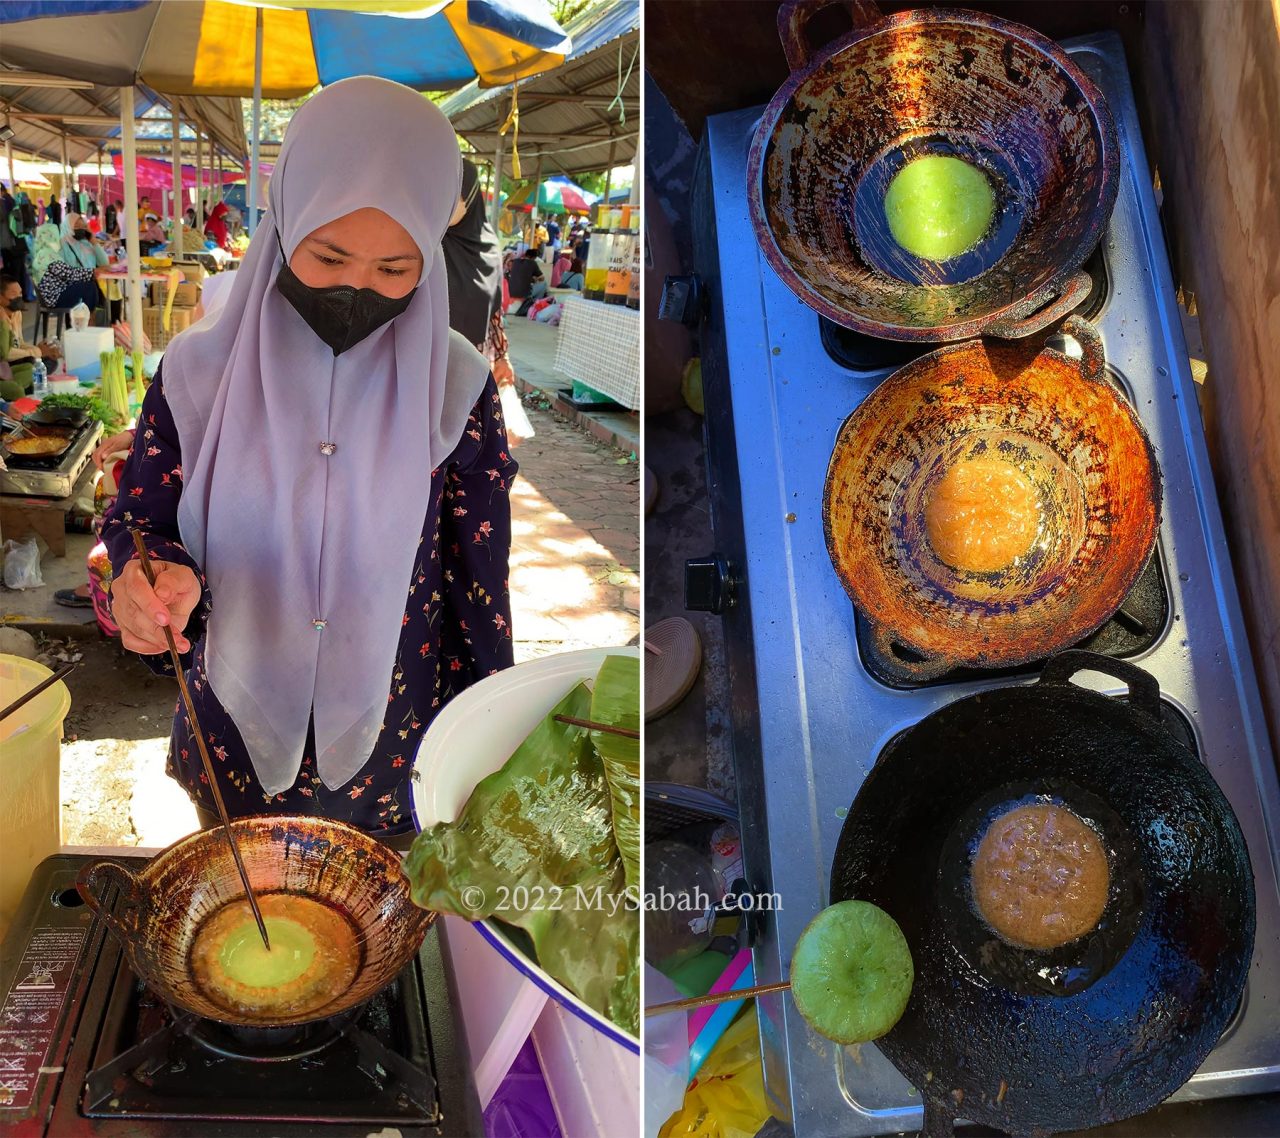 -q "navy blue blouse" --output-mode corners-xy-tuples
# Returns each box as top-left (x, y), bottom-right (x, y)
(101, 368), (518, 836)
